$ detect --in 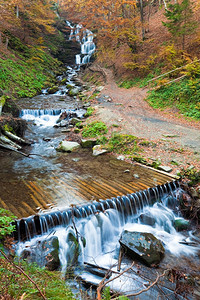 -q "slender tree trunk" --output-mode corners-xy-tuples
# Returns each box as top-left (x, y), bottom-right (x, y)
(5, 37), (9, 49)
(16, 5), (19, 18)
(139, 0), (145, 40)
(0, 32), (2, 46)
